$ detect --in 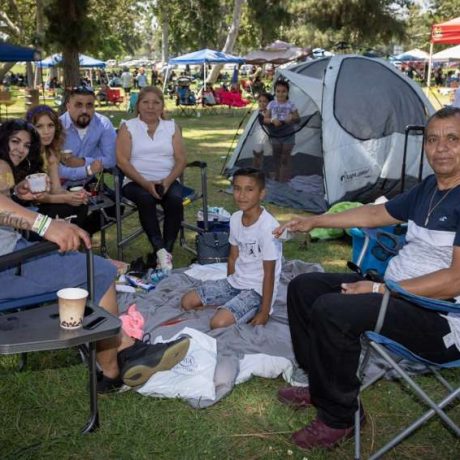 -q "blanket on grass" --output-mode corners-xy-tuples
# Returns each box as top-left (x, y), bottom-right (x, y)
(117, 259), (323, 408)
